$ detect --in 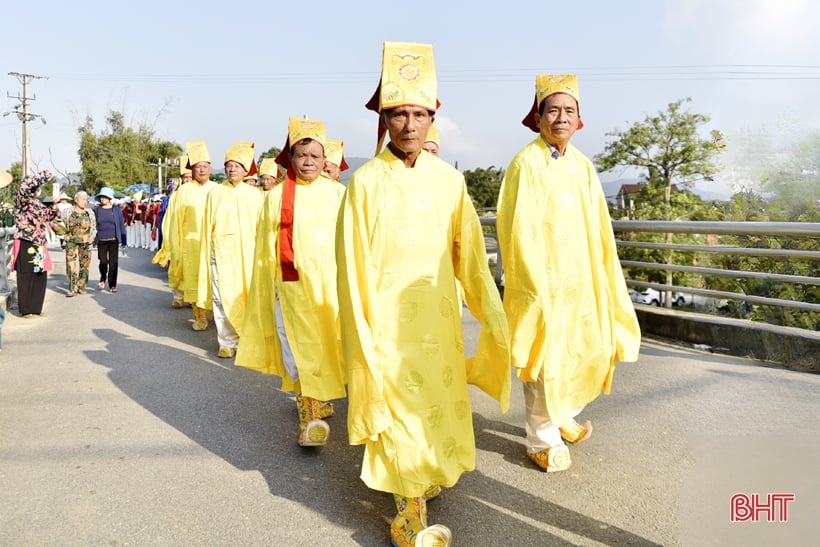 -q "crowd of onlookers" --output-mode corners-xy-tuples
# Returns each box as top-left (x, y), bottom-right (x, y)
(43, 190), (166, 252)
(0, 167), (172, 349)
